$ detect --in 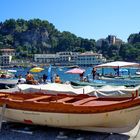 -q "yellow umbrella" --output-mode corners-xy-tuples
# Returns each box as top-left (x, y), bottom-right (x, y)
(30, 67), (44, 73)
